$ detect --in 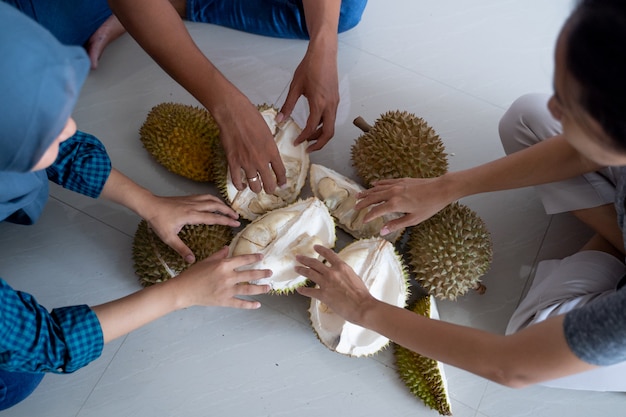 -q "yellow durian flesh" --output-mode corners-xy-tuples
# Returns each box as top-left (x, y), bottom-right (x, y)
(394, 295), (452, 416)
(221, 107), (310, 221)
(132, 220), (233, 287)
(139, 102), (220, 182)
(310, 237), (409, 357)
(228, 197), (336, 294)
(309, 164), (404, 243)
(351, 110), (448, 187)
(407, 202), (492, 300)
